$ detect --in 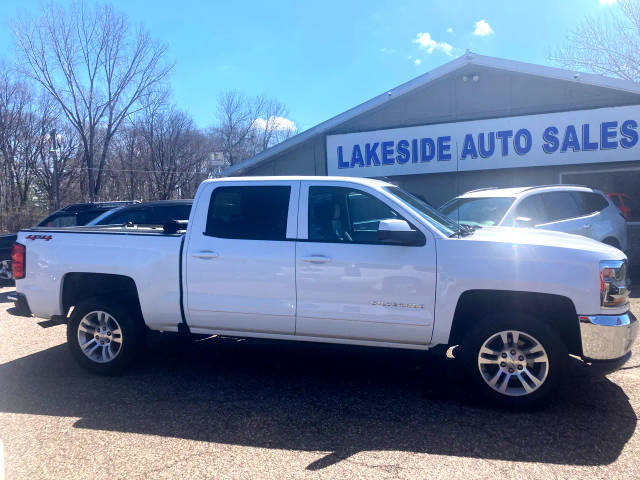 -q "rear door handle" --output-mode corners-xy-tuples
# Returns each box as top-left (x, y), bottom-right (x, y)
(192, 250), (219, 259)
(301, 255), (331, 264)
